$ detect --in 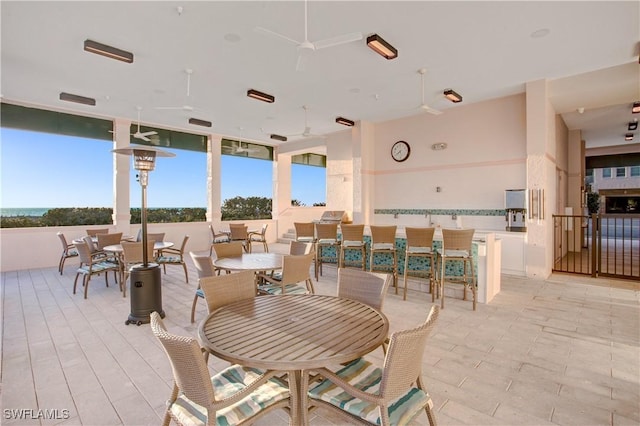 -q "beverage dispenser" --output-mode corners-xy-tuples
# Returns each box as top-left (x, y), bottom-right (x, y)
(505, 189), (527, 232)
